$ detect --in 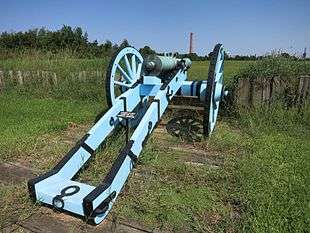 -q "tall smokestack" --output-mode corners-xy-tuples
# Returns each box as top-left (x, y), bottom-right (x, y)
(302, 47), (307, 59)
(189, 32), (193, 54)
